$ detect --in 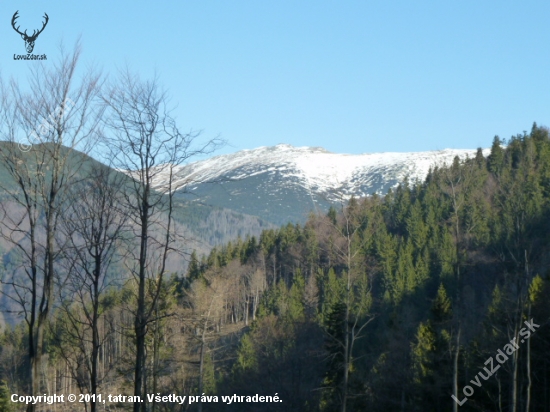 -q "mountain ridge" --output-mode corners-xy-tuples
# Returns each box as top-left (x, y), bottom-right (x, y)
(150, 144), (490, 225)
